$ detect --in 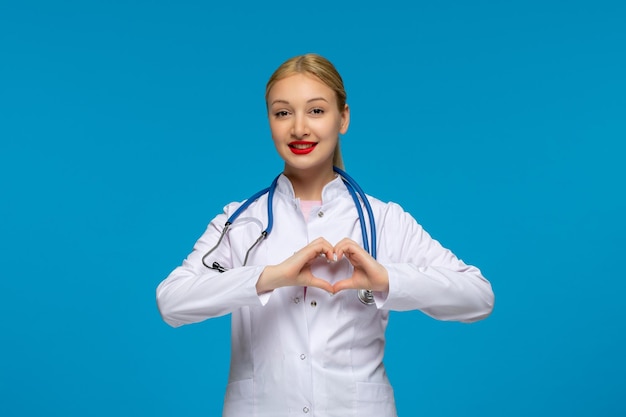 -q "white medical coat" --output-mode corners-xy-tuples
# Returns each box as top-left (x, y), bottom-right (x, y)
(157, 175), (494, 417)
